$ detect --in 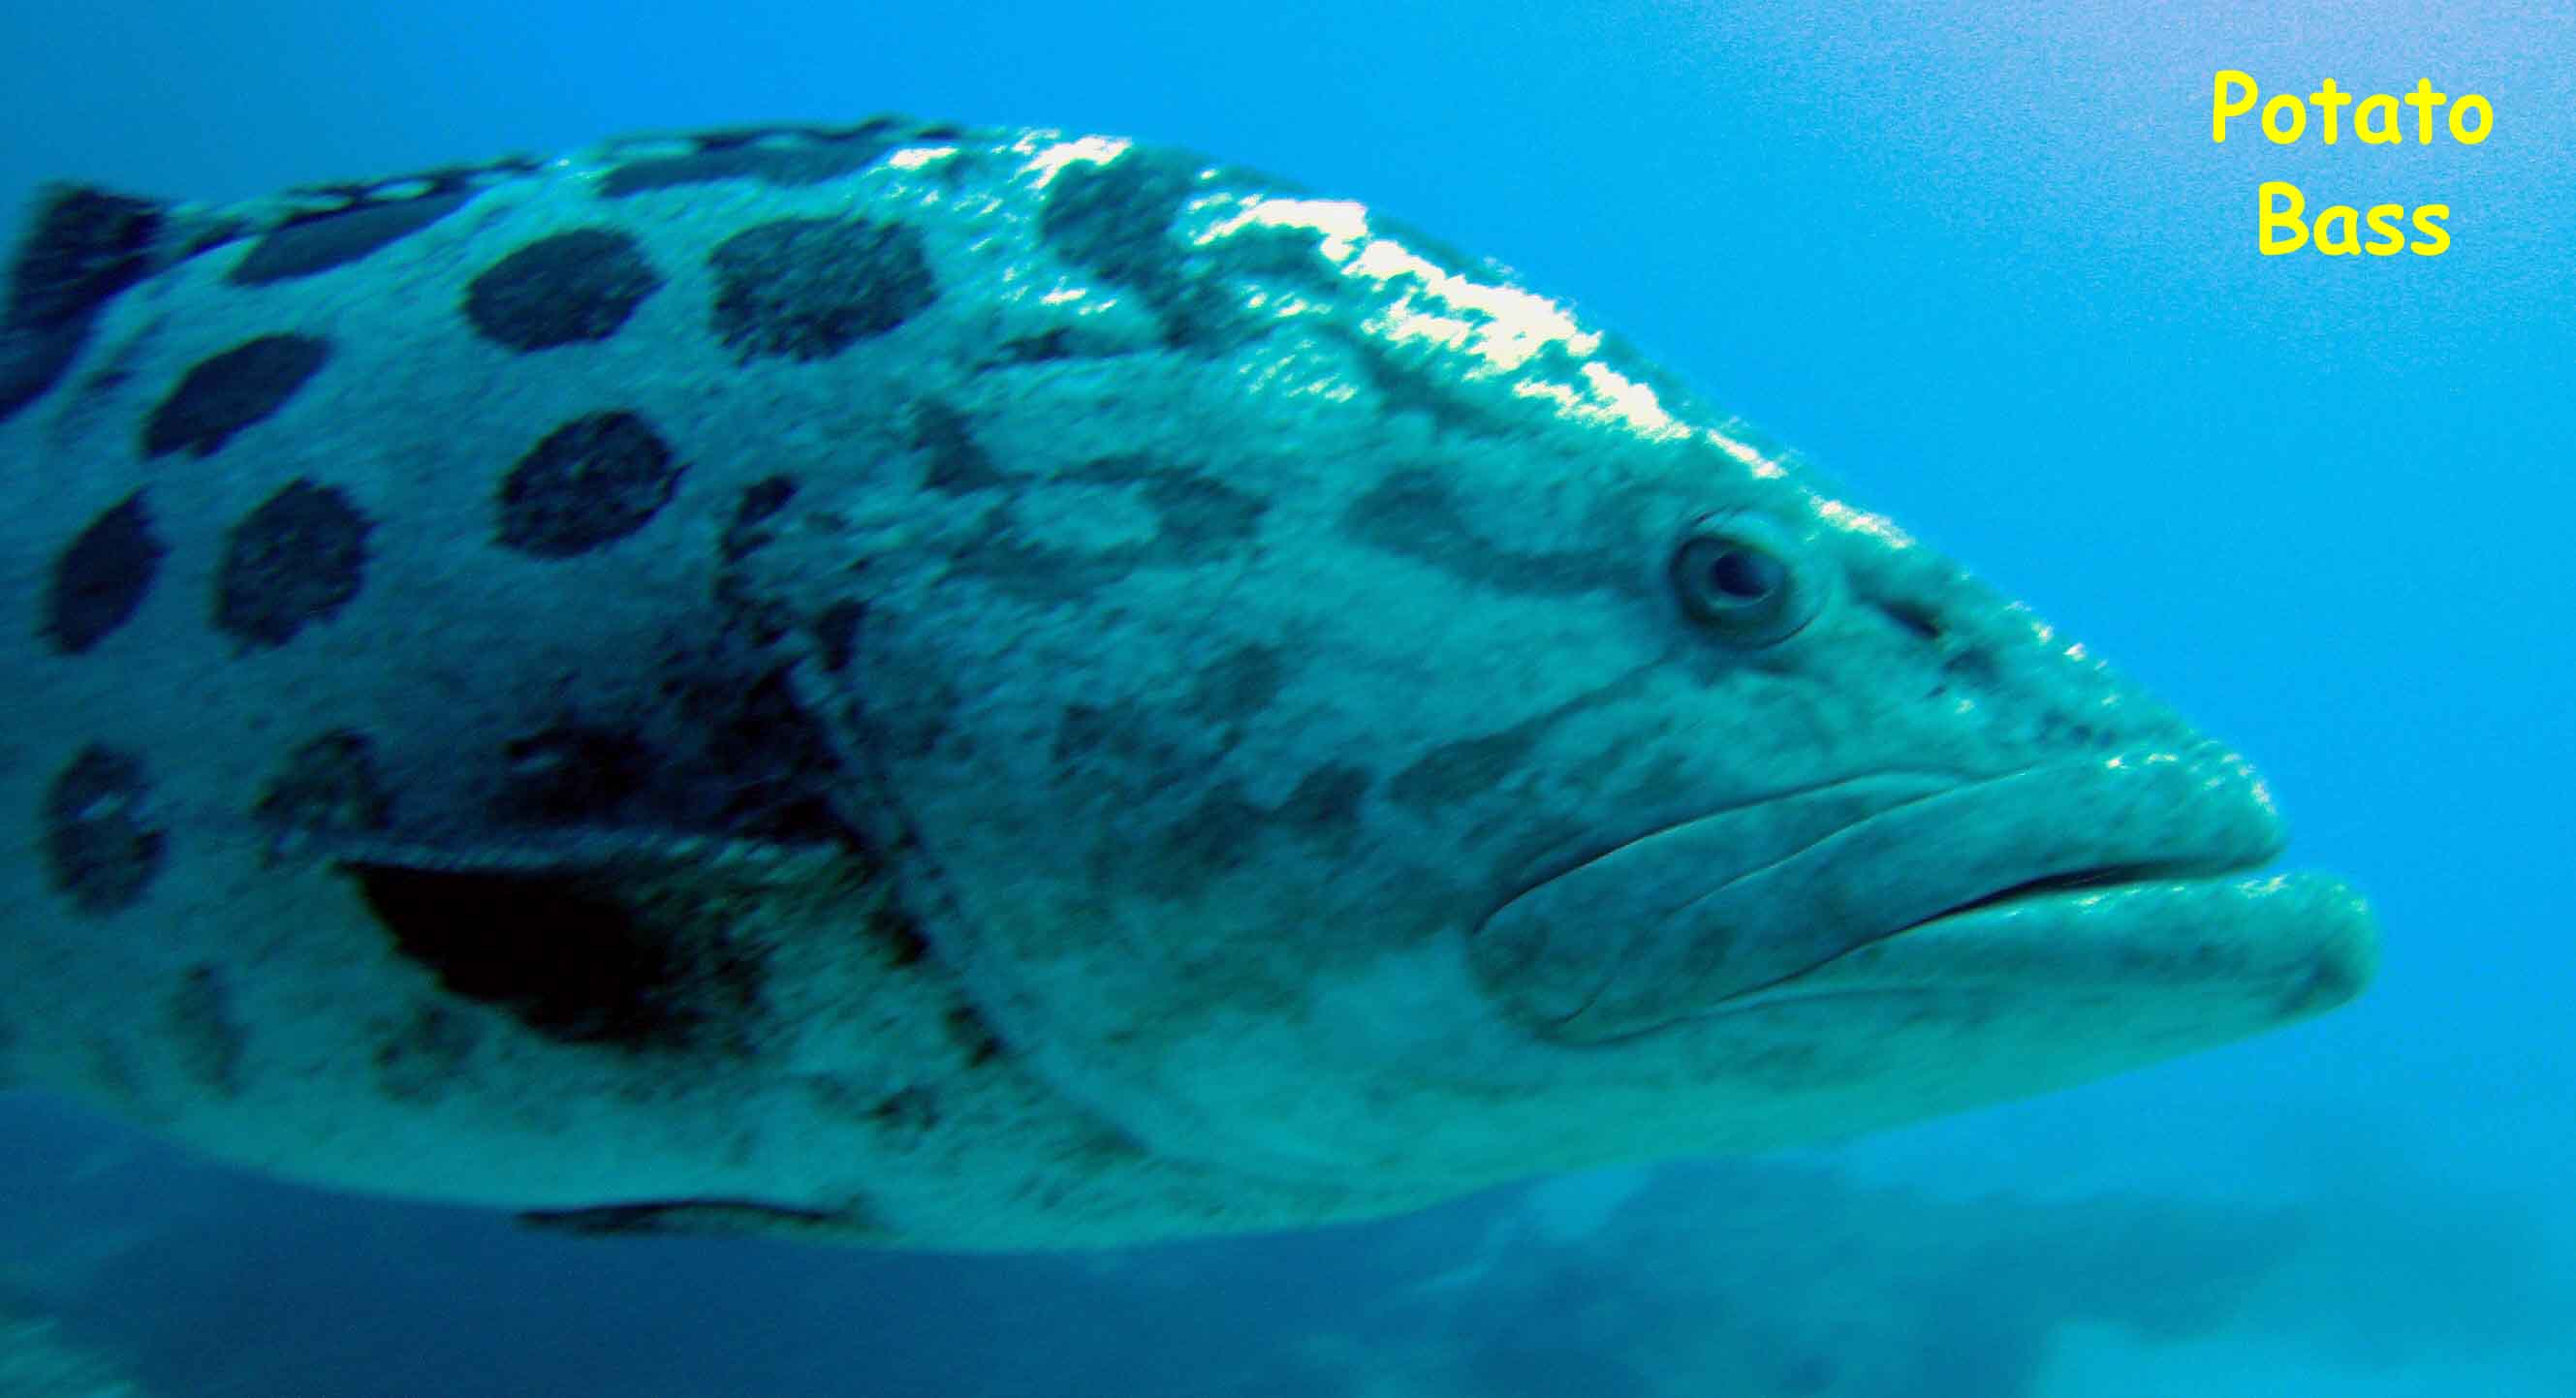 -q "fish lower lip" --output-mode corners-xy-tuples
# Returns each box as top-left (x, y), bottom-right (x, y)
(1720, 867), (2379, 1015)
